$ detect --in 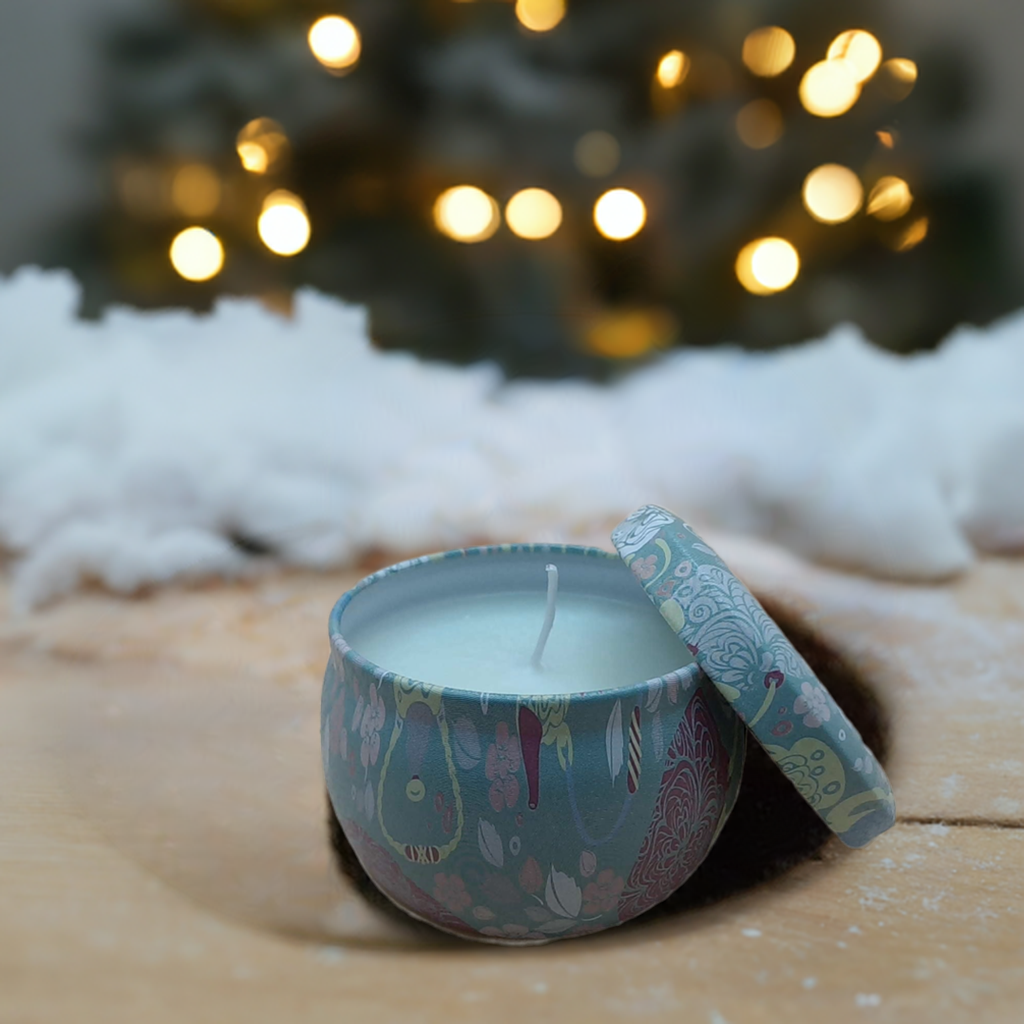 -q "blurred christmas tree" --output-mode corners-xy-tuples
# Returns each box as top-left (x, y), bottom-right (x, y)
(51, 0), (1023, 376)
